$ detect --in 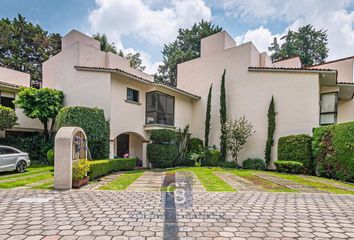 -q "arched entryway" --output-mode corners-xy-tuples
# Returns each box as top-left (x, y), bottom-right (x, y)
(113, 132), (149, 168)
